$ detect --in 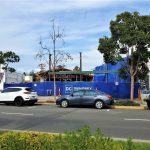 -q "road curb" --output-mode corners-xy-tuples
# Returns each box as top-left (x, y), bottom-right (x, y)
(37, 103), (55, 105)
(112, 137), (150, 143)
(111, 105), (147, 110)
(38, 100), (55, 104)
(37, 101), (148, 109)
